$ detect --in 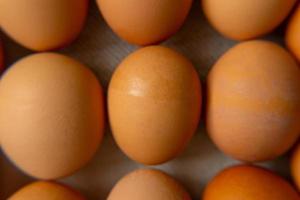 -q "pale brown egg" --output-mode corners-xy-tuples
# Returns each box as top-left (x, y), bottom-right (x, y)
(108, 46), (201, 165)
(96, 0), (192, 45)
(108, 169), (191, 200)
(206, 40), (300, 162)
(9, 181), (85, 200)
(202, 0), (297, 40)
(203, 165), (300, 200)
(0, 0), (88, 51)
(291, 143), (300, 190)
(0, 53), (104, 179)
(286, 5), (300, 62)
